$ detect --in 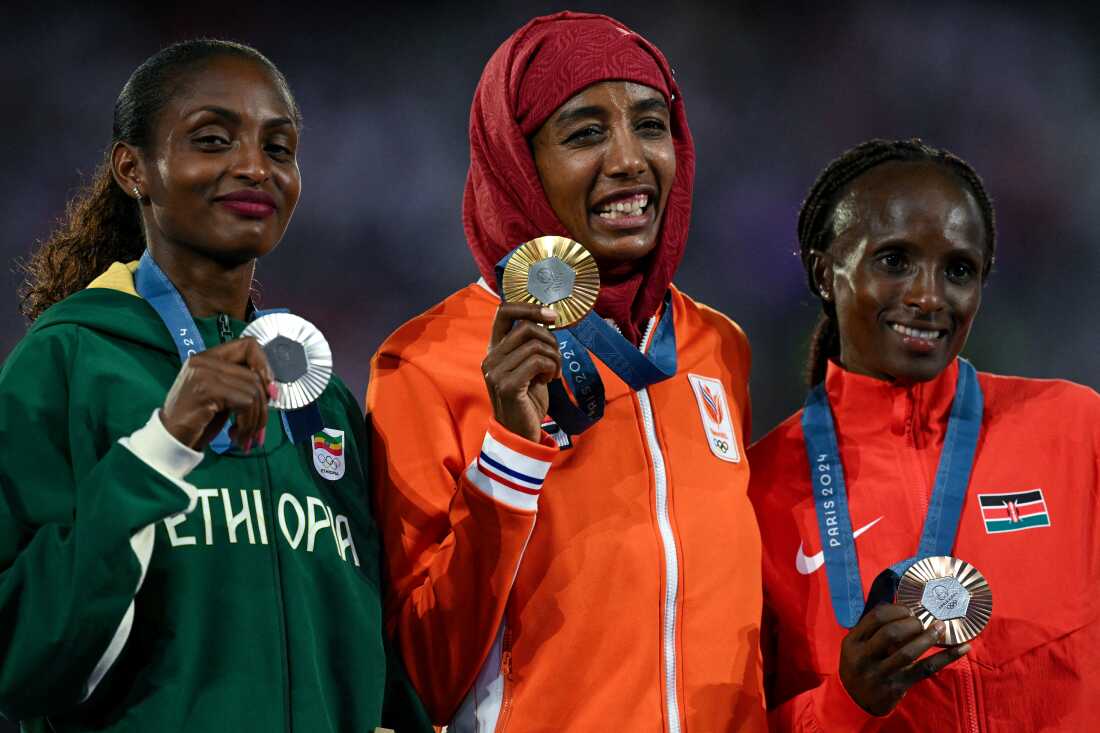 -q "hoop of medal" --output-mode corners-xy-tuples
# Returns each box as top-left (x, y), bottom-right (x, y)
(803, 358), (993, 645)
